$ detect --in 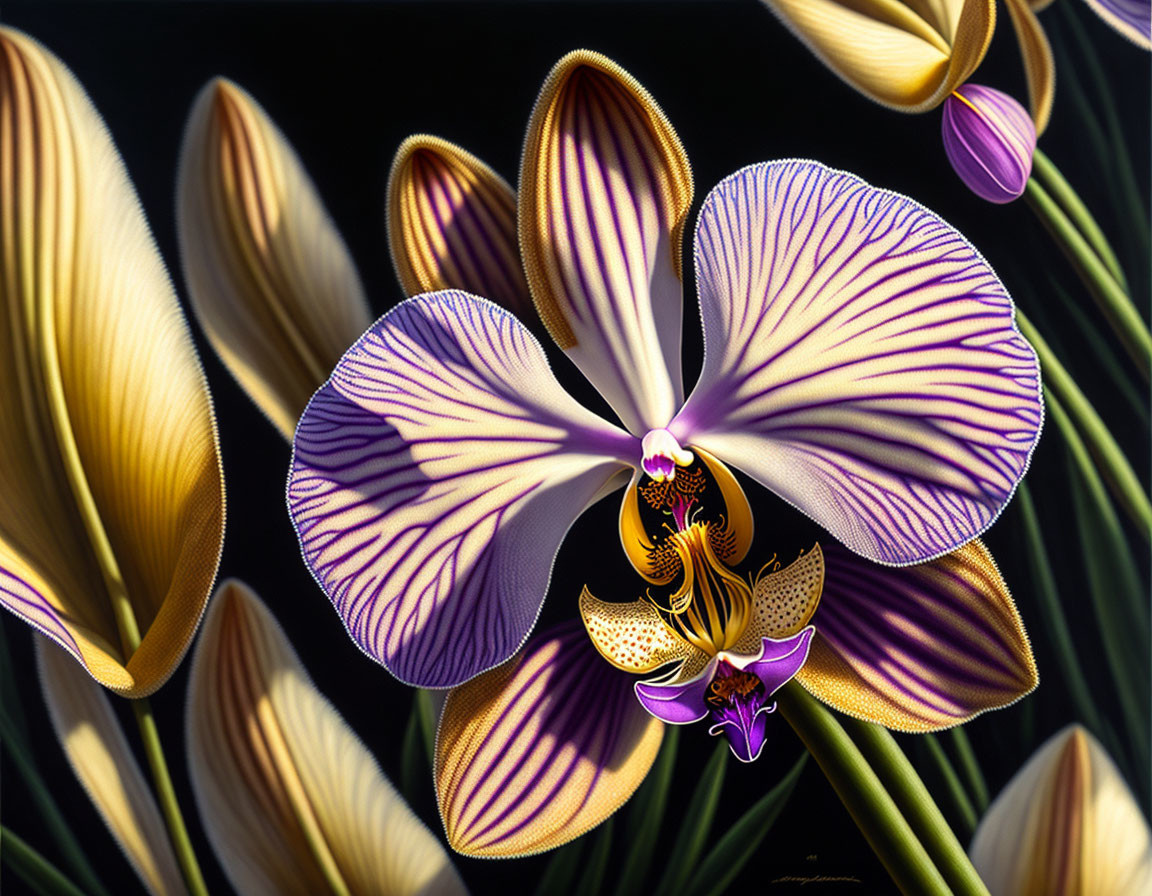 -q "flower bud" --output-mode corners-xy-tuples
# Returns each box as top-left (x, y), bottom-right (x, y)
(941, 84), (1036, 204)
